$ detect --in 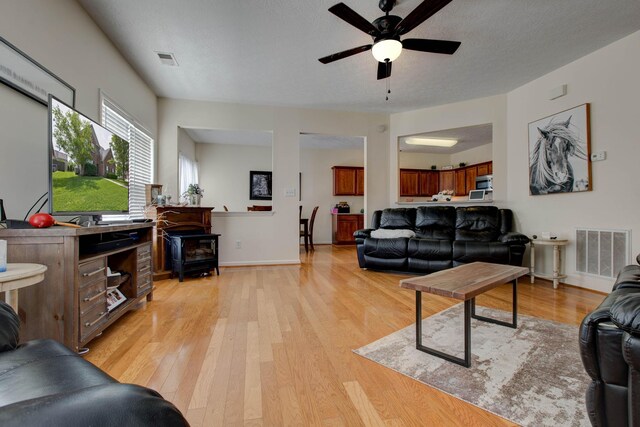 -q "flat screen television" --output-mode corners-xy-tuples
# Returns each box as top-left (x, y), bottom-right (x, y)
(48, 95), (129, 217)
